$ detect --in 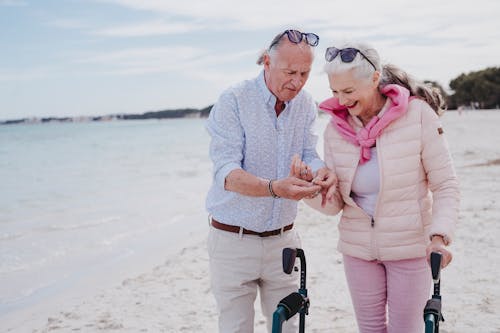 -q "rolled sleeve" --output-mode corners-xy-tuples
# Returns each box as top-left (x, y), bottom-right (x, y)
(206, 91), (245, 190)
(215, 163), (241, 190)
